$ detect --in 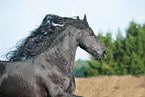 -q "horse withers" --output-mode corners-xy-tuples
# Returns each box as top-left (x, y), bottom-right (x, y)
(0, 14), (106, 97)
